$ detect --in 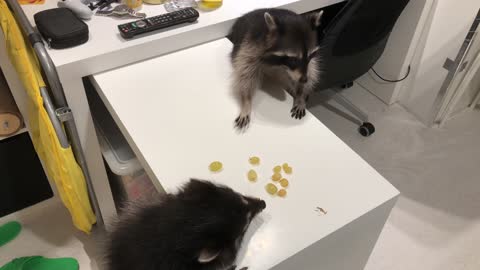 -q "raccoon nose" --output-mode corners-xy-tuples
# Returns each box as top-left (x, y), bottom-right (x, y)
(259, 200), (266, 210)
(299, 76), (308, 84)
